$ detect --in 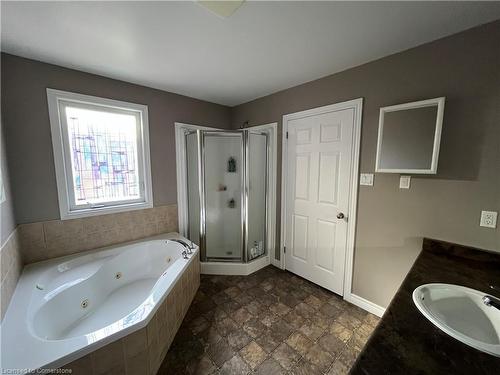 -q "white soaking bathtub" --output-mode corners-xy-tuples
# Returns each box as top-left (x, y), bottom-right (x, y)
(0, 232), (198, 371)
